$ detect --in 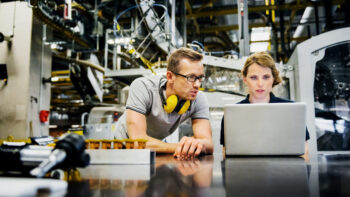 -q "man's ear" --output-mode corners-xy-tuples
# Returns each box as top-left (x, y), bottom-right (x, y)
(166, 71), (174, 82)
